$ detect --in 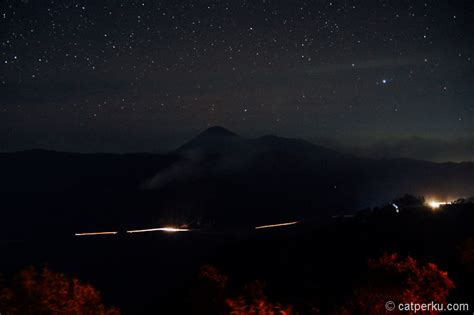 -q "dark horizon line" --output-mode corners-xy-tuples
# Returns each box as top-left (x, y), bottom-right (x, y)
(1, 125), (473, 164)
